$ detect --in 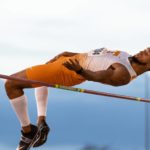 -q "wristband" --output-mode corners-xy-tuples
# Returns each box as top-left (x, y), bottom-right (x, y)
(76, 67), (84, 74)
